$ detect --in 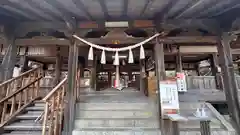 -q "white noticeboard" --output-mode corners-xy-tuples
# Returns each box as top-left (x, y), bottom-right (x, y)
(160, 81), (179, 115)
(176, 72), (187, 92)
